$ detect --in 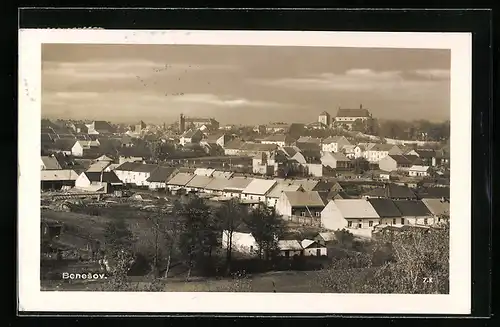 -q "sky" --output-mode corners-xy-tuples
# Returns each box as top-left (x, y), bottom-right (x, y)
(41, 44), (451, 125)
